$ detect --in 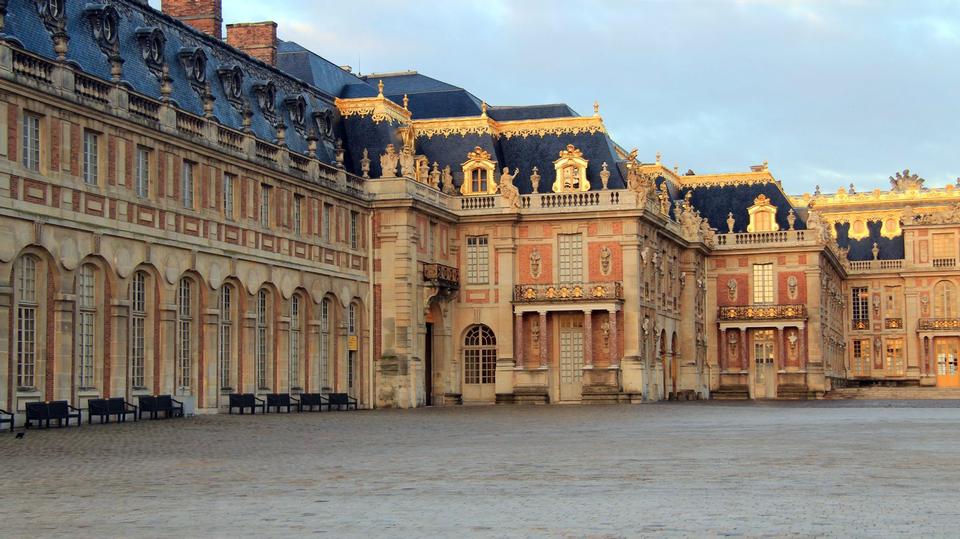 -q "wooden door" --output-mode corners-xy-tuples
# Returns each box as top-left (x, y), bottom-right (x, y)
(936, 337), (960, 387)
(558, 315), (584, 401)
(752, 330), (776, 399)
